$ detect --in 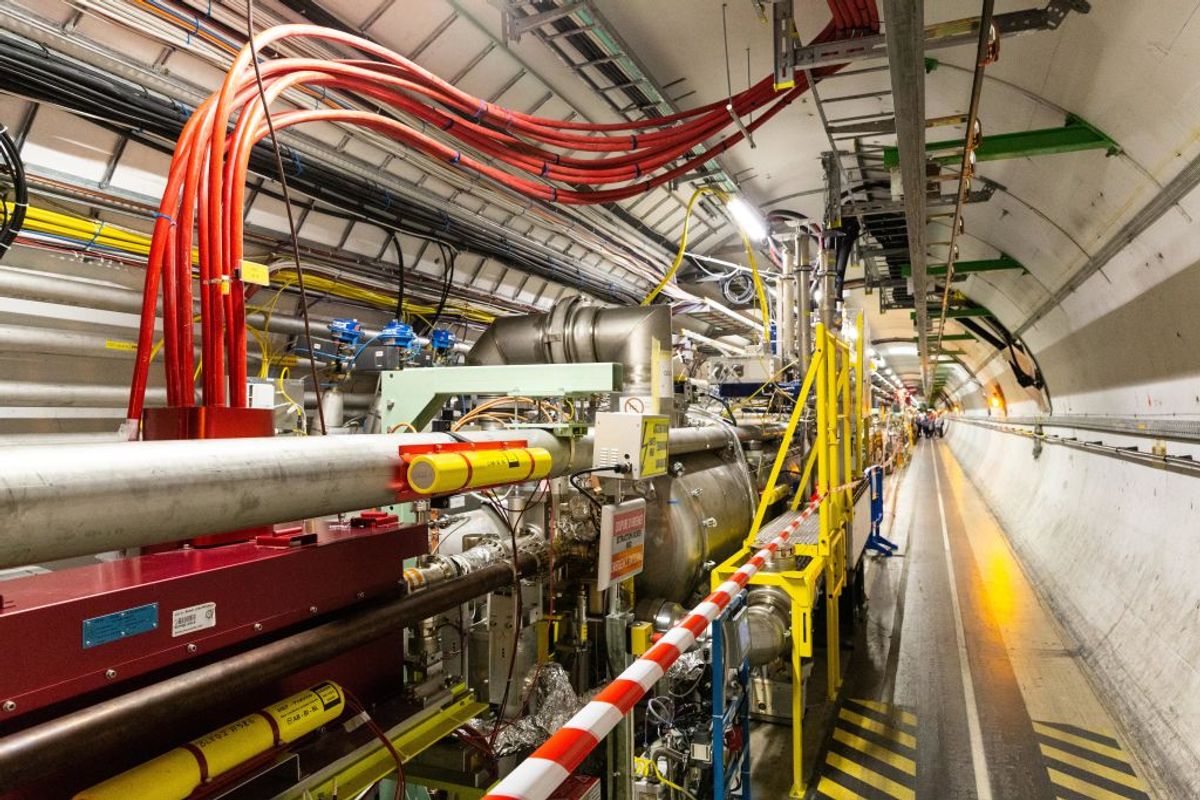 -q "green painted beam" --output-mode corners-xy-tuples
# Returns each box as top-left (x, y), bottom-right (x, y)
(909, 307), (992, 320)
(900, 255), (1024, 277)
(883, 115), (1120, 170)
